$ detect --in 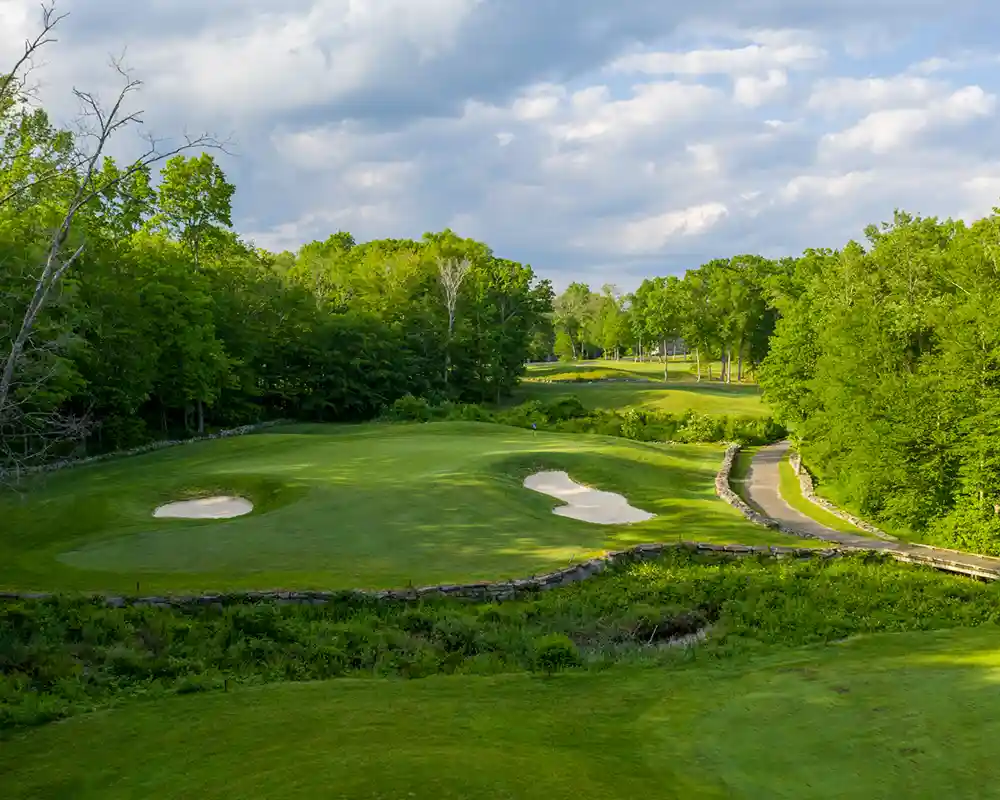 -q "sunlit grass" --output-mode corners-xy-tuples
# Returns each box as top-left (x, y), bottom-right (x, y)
(0, 422), (809, 594)
(6, 625), (1000, 798)
(511, 381), (770, 418)
(777, 455), (866, 534)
